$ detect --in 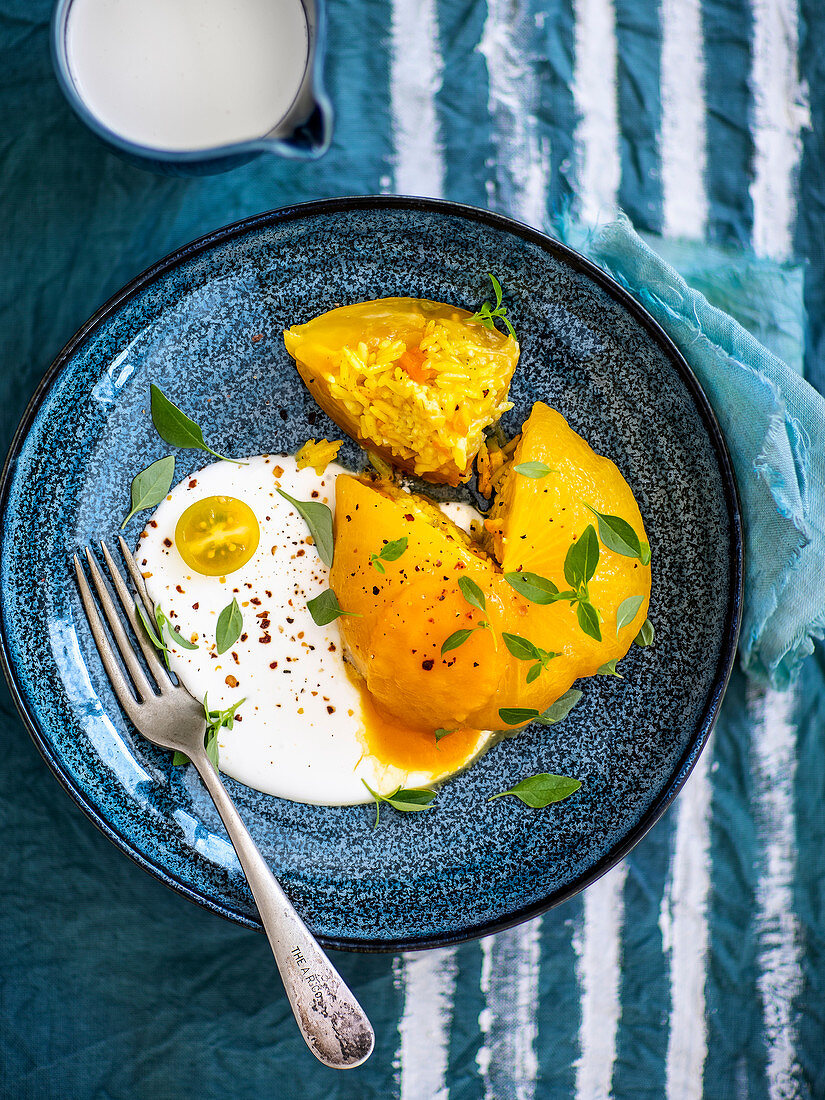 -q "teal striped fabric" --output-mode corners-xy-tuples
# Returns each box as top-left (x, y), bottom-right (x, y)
(2, 1), (824, 1097)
